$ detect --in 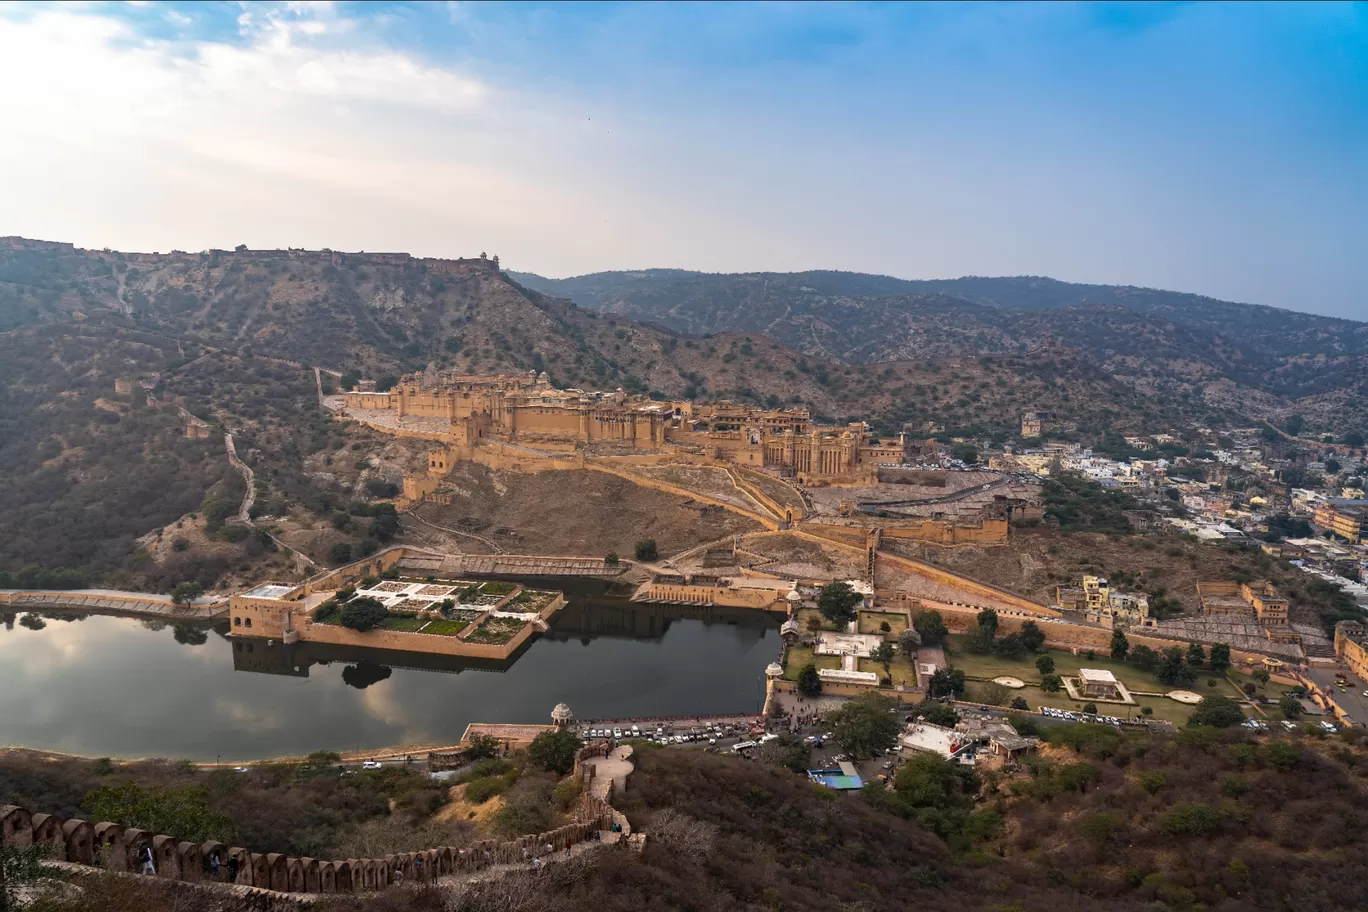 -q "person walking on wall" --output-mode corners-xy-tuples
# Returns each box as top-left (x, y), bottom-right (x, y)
(139, 845), (156, 875)
(227, 855), (240, 883)
(208, 851), (221, 881)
